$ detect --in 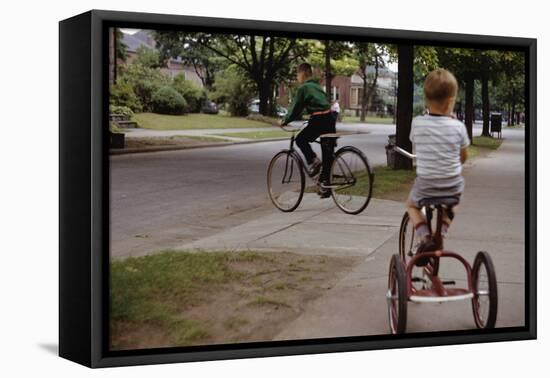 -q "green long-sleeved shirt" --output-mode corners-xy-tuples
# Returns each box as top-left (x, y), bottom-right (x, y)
(282, 78), (331, 125)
